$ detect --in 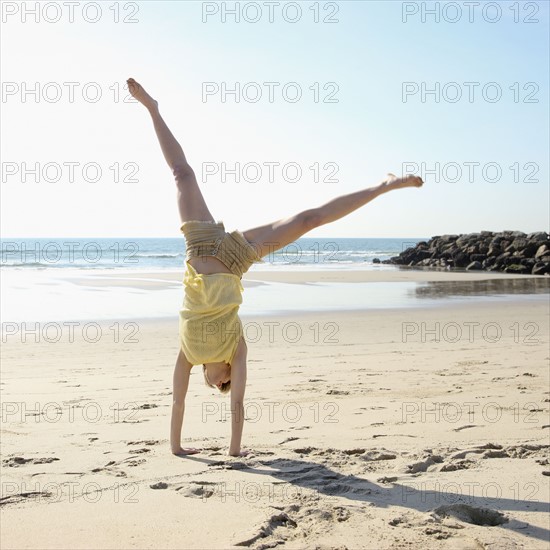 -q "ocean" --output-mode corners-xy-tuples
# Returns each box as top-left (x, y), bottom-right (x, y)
(1, 237), (547, 324)
(0, 237), (421, 271)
